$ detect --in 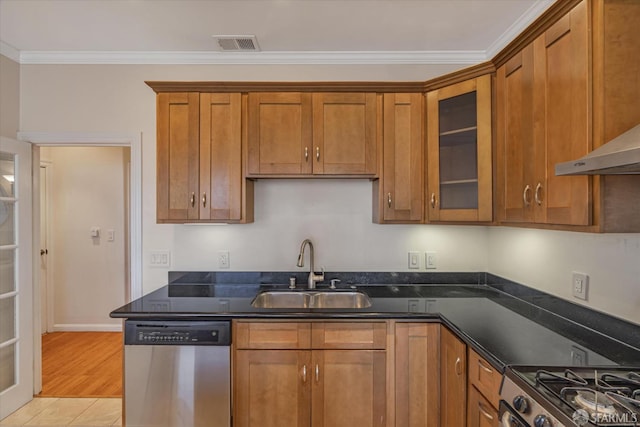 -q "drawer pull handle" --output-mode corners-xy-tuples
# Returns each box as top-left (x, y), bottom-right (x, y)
(430, 192), (437, 209)
(304, 147), (309, 161)
(534, 182), (543, 206)
(387, 193), (392, 208)
(302, 365), (307, 383)
(202, 193), (207, 208)
(455, 357), (462, 376)
(190, 192), (195, 208)
(478, 360), (493, 374)
(316, 147), (320, 161)
(523, 185), (532, 207)
(315, 364), (319, 382)
(478, 403), (494, 421)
